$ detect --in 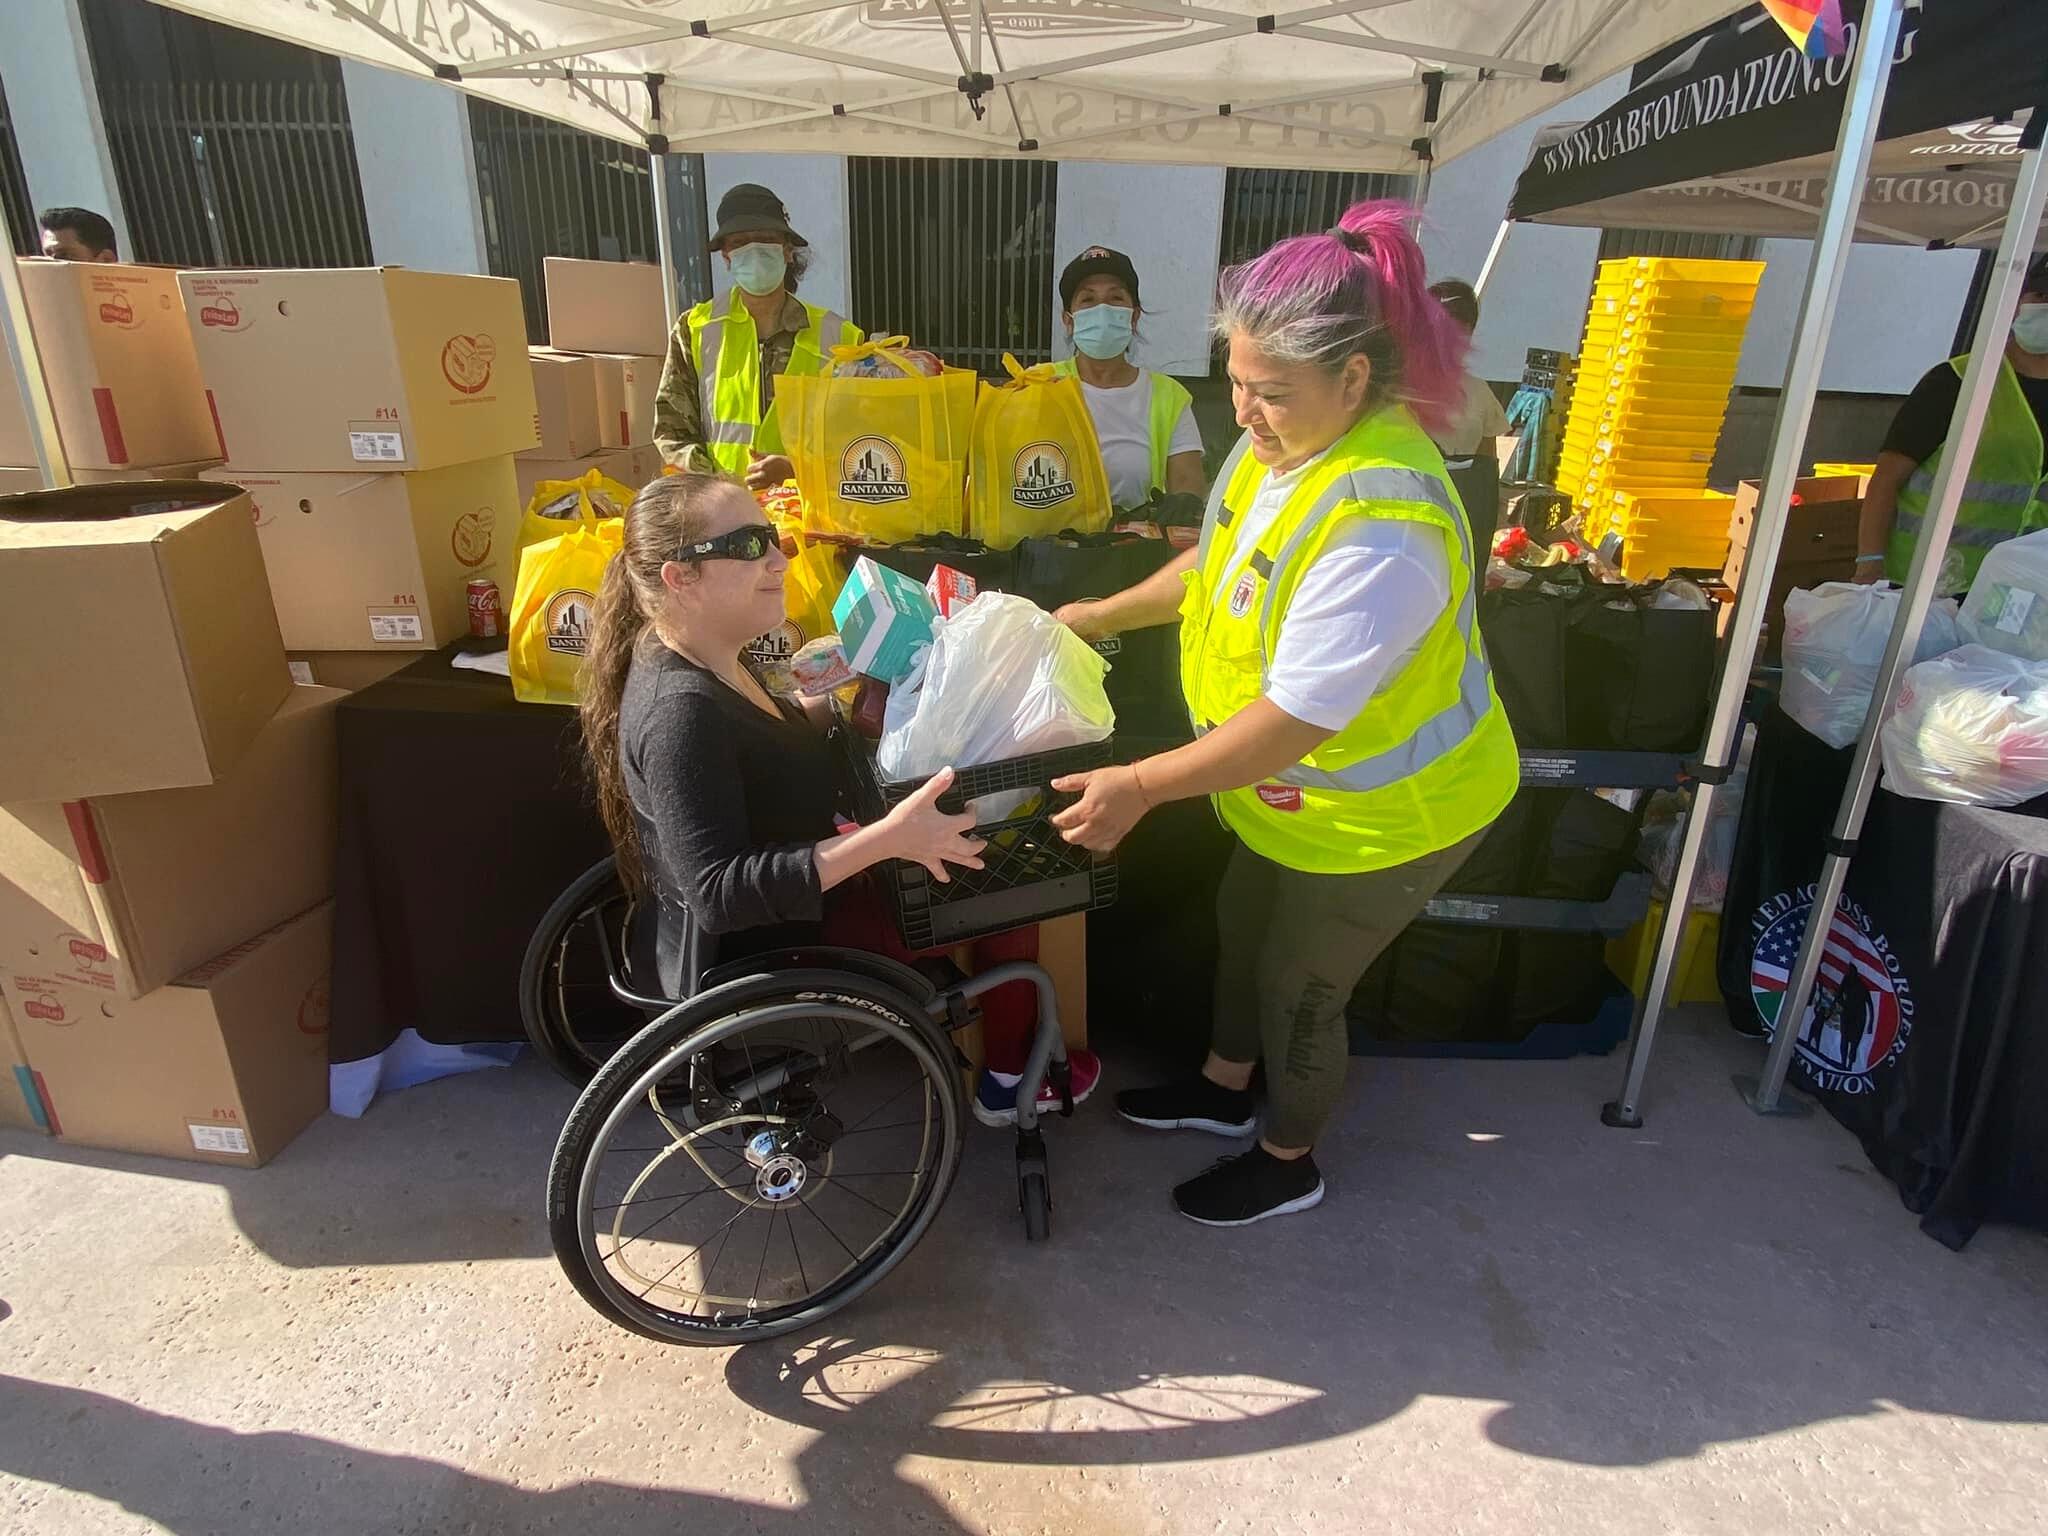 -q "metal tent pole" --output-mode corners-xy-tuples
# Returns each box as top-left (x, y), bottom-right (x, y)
(1601, 0), (1910, 1130)
(1739, 119), (2048, 1115)
(649, 152), (682, 326)
(0, 201), (70, 488)
(1474, 219), (1511, 299)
